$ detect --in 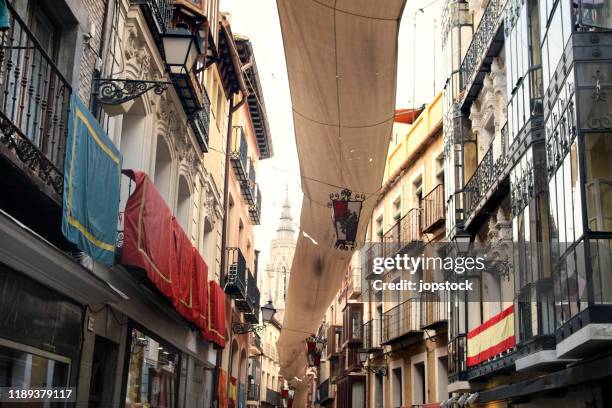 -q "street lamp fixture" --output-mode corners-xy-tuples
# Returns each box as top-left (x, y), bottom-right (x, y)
(93, 22), (202, 110)
(232, 301), (276, 335)
(306, 336), (324, 366)
(356, 349), (388, 376)
(162, 22), (202, 76)
(328, 188), (365, 250)
(451, 229), (472, 256)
